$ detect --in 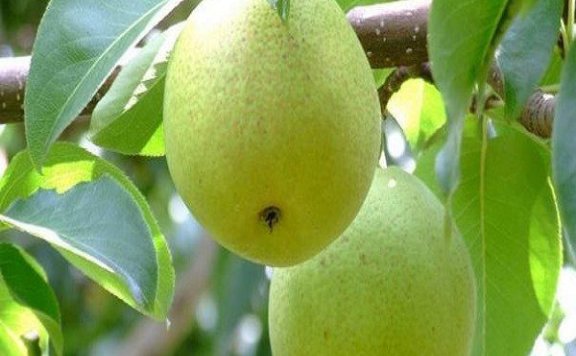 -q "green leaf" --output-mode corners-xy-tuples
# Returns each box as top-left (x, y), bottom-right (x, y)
(416, 83), (447, 151)
(552, 45), (576, 261)
(0, 322), (26, 356)
(540, 48), (563, 86)
(90, 23), (185, 156)
(429, 0), (510, 193)
(497, 0), (563, 120)
(267, 0), (290, 21)
(337, 0), (393, 12)
(387, 79), (446, 153)
(0, 243), (62, 355)
(1, 177), (160, 316)
(373, 68), (393, 89)
(0, 143), (174, 320)
(416, 121), (561, 355)
(387, 79), (424, 148)
(25, 0), (184, 167)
